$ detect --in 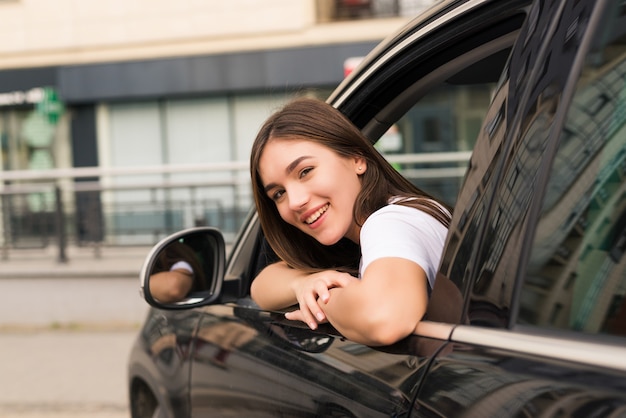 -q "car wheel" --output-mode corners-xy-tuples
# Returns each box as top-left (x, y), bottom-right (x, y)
(130, 380), (158, 418)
